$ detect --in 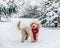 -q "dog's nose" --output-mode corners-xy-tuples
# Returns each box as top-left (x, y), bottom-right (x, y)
(33, 26), (35, 27)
